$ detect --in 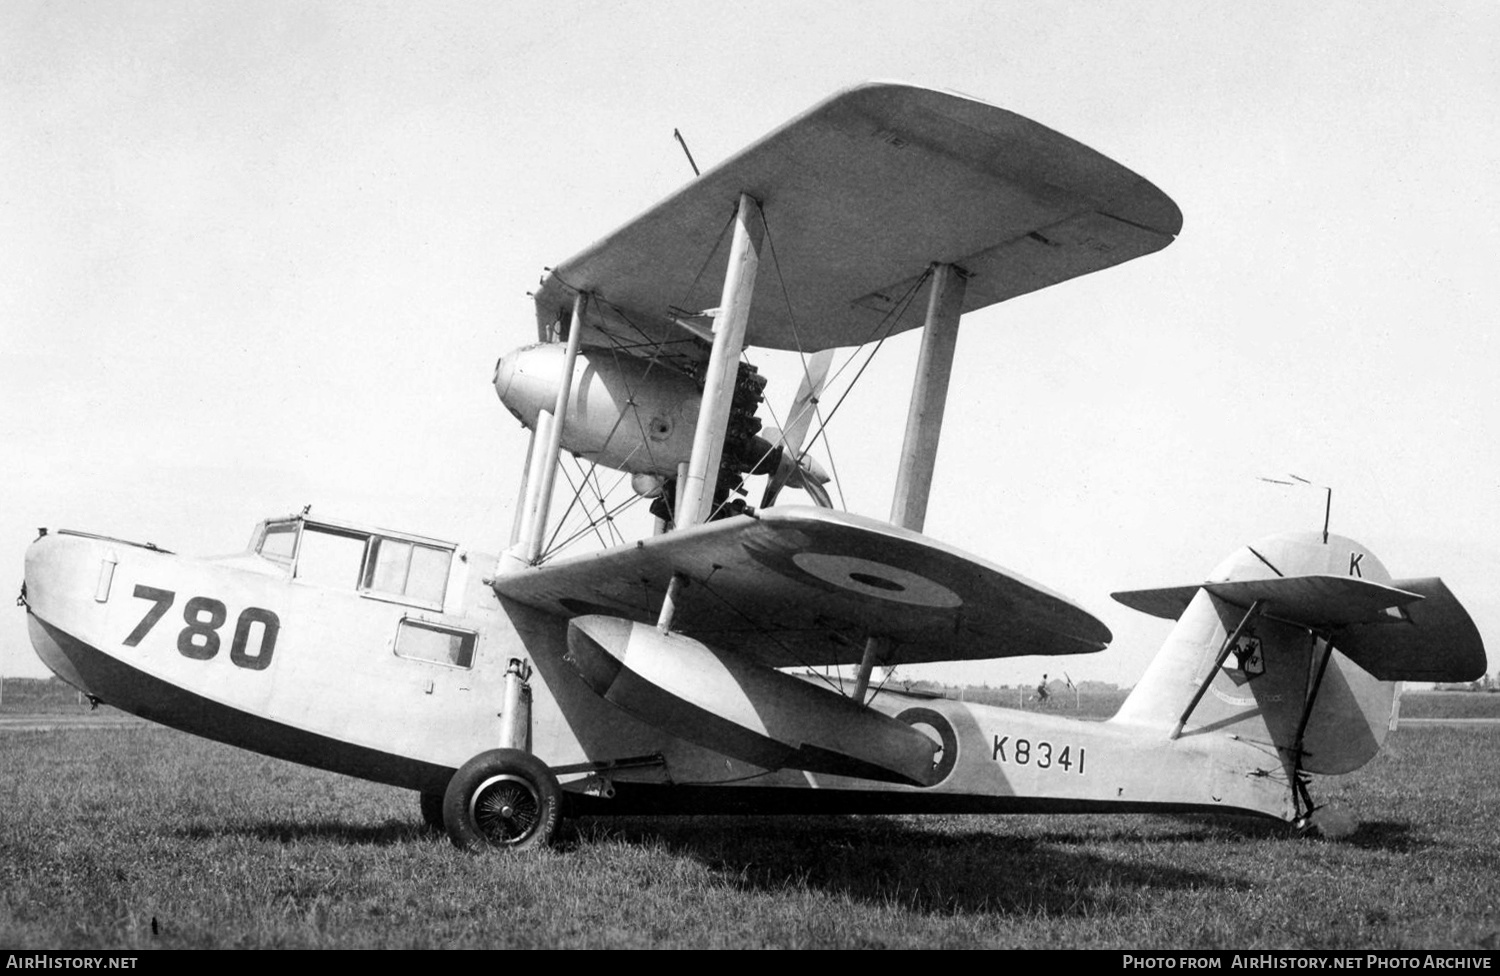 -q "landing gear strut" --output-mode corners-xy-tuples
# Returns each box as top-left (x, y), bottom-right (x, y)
(443, 658), (562, 851)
